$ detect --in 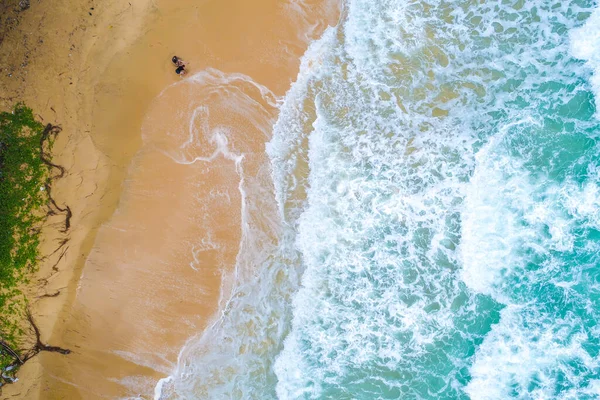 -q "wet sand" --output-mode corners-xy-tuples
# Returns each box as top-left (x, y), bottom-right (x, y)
(2, 0), (337, 398)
